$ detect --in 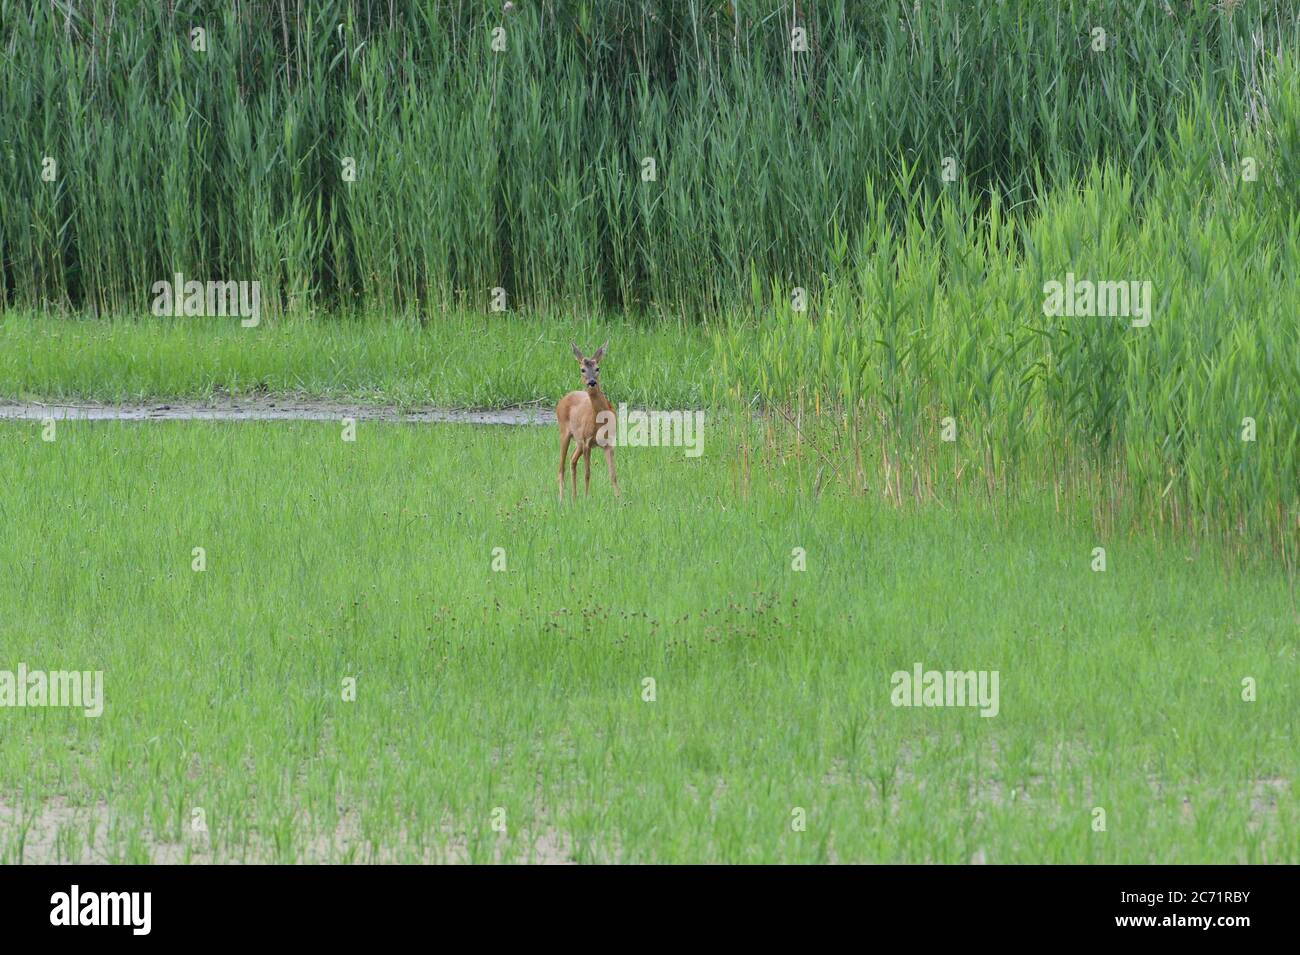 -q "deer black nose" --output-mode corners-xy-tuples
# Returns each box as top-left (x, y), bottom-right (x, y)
(587, 379), (597, 387)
